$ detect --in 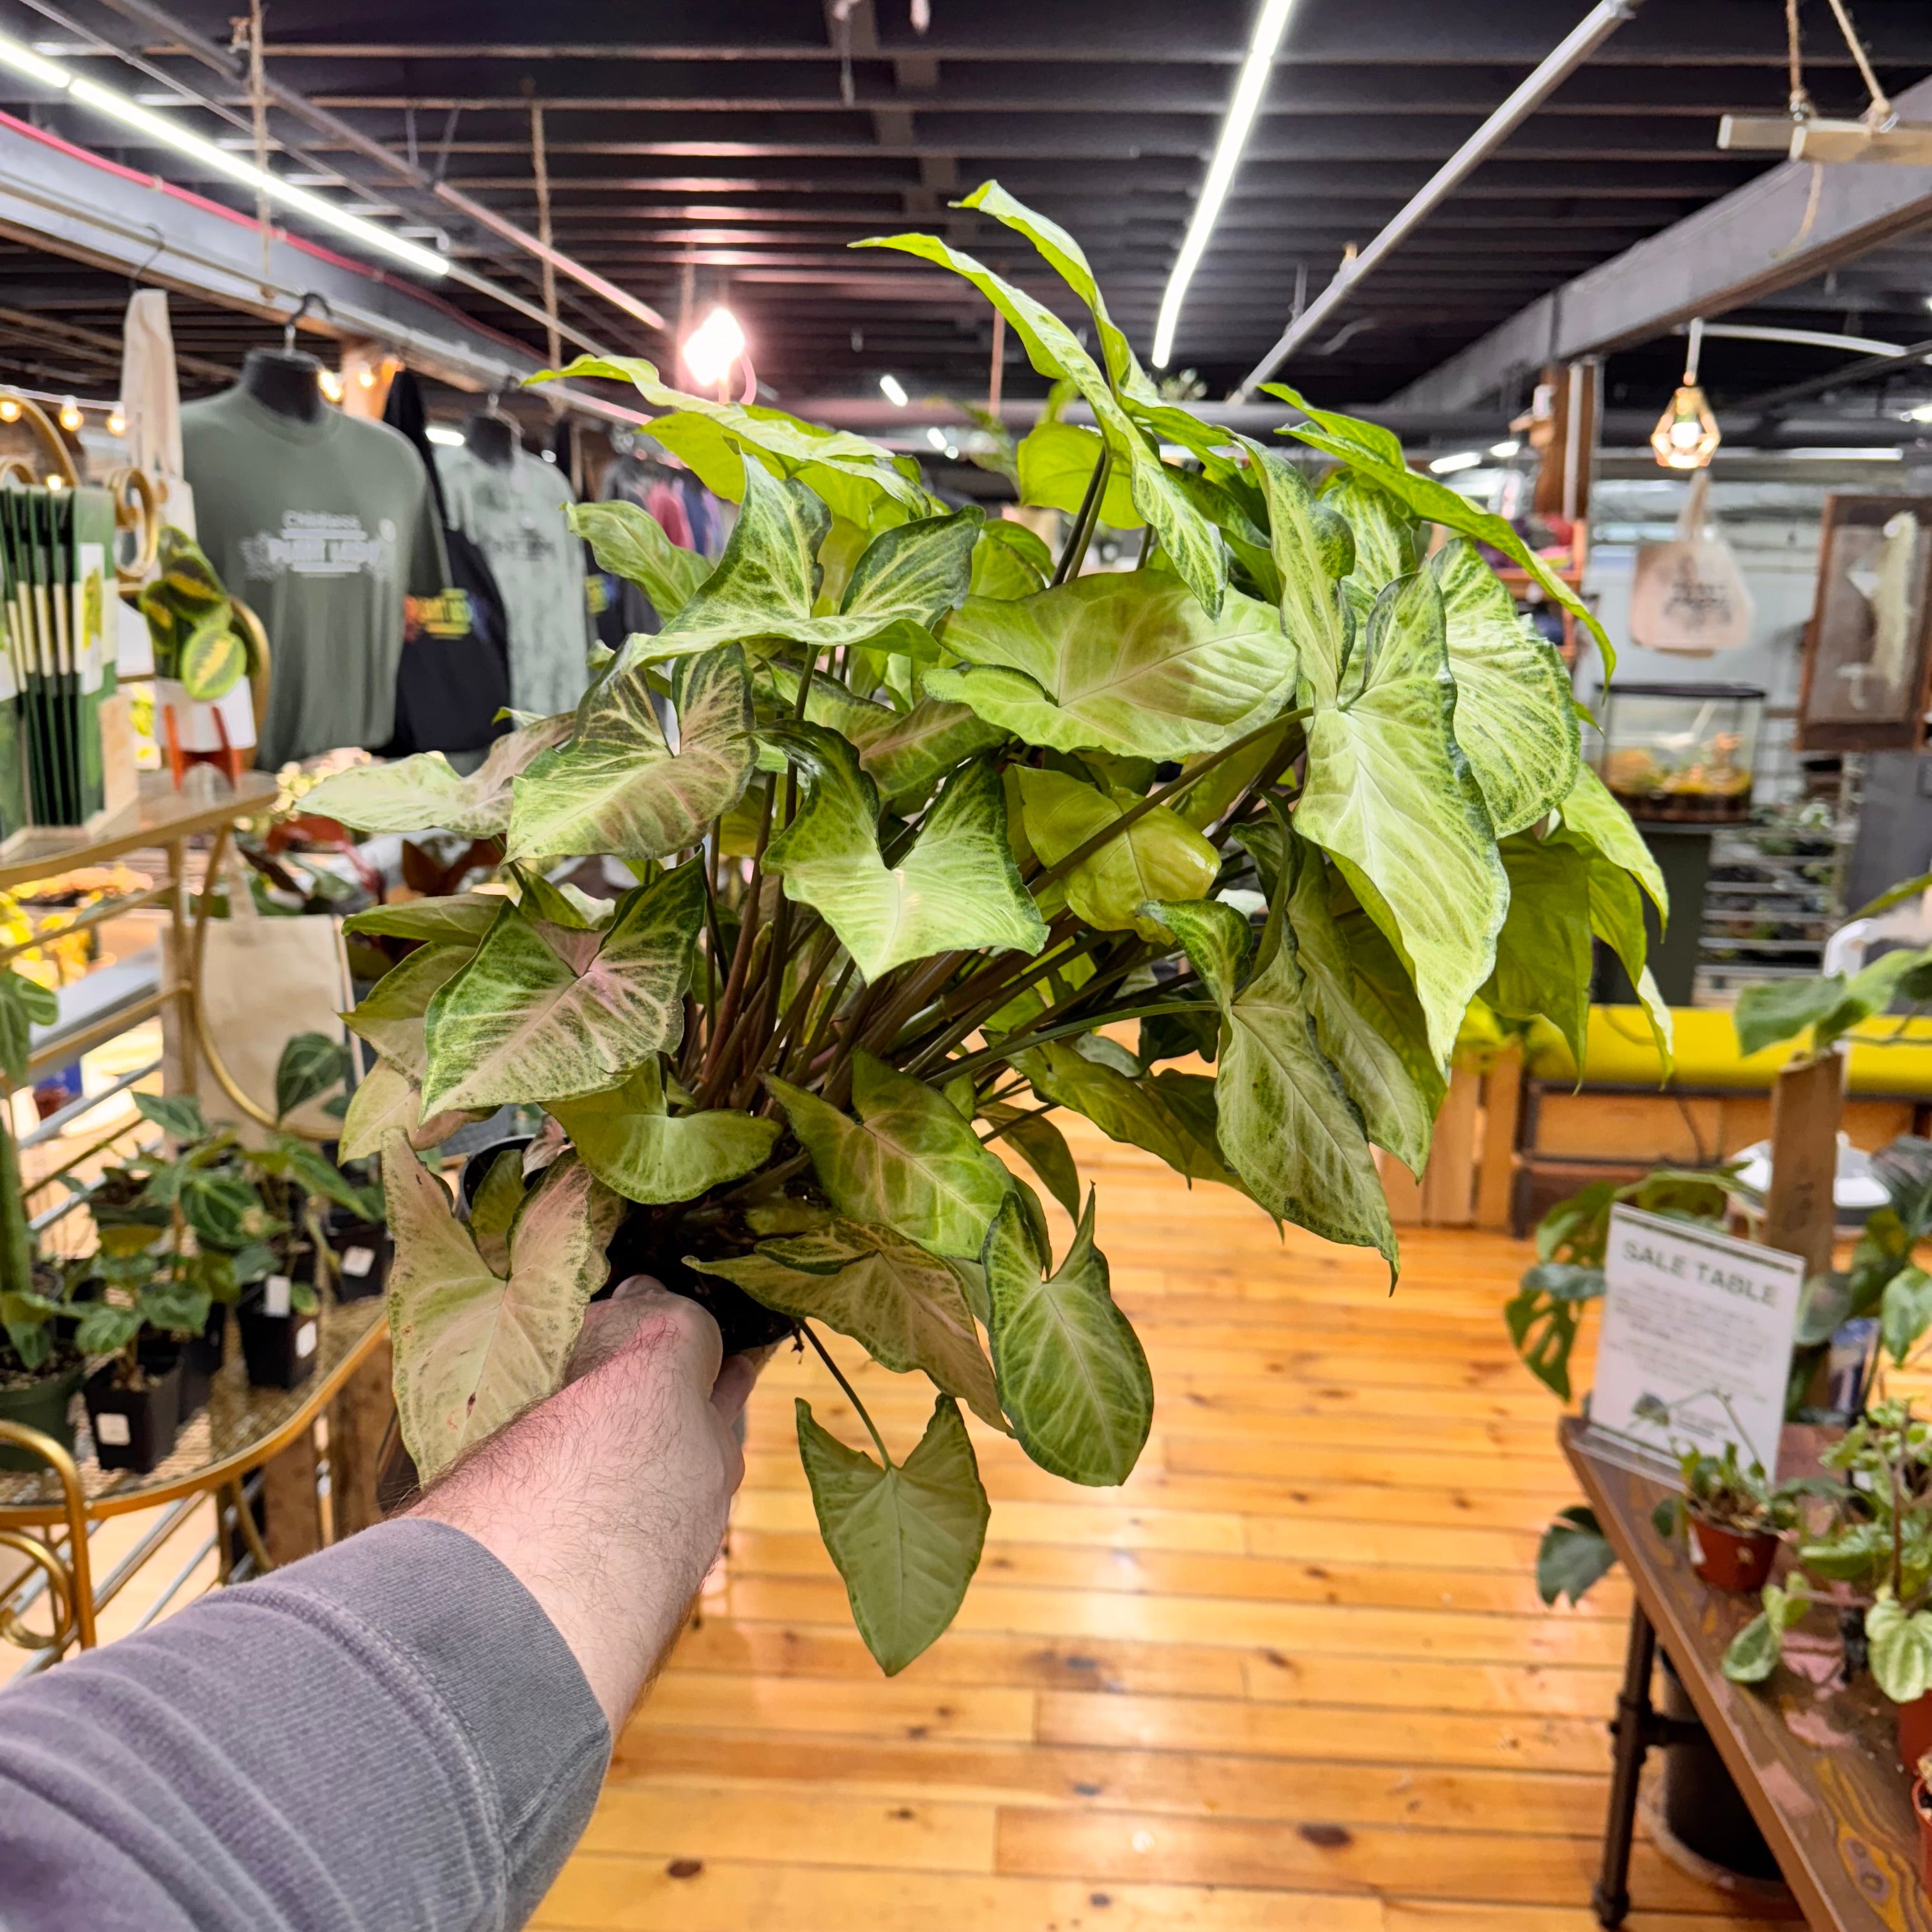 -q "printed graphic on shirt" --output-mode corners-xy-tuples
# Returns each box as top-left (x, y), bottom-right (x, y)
(238, 511), (399, 582)
(405, 588), (475, 642)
